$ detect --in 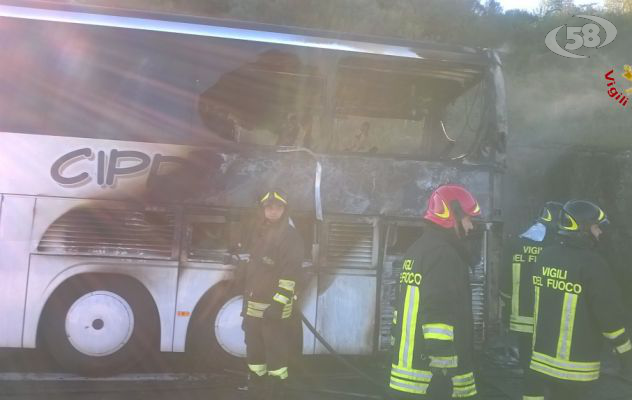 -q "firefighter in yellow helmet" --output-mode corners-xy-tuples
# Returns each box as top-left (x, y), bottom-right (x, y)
(389, 184), (481, 399)
(524, 200), (632, 400)
(241, 189), (304, 400)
